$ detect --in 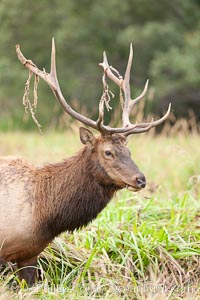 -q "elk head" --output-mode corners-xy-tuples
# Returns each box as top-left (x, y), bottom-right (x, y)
(79, 127), (146, 191)
(16, 39), (171, 192)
